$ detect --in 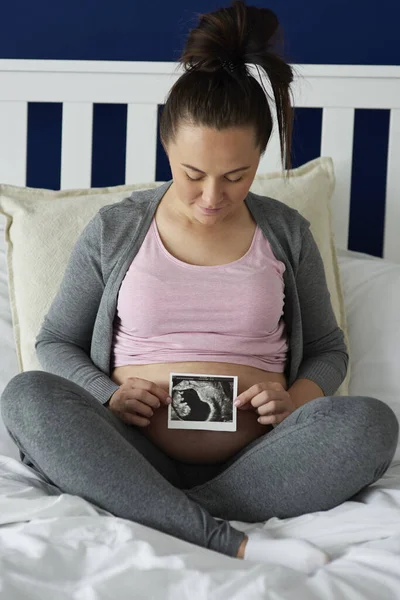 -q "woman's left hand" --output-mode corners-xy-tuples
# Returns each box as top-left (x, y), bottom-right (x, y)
(234, 381), (297, 426)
